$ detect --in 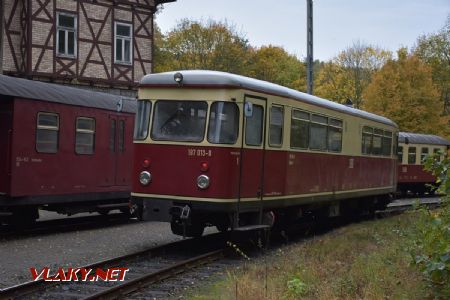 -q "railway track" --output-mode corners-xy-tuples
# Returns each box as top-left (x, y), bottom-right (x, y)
(0, 232), (232, 300)
(0, 197), (443, 299)
(0, 212), (135, 239)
